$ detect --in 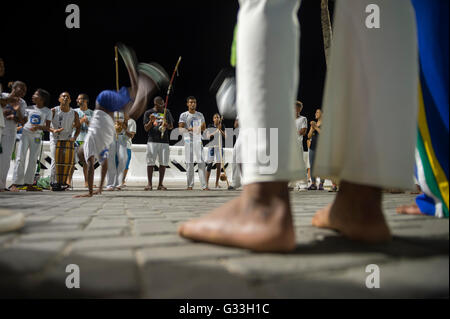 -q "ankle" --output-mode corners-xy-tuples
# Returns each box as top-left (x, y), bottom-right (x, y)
(243, 182), (289, 203)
